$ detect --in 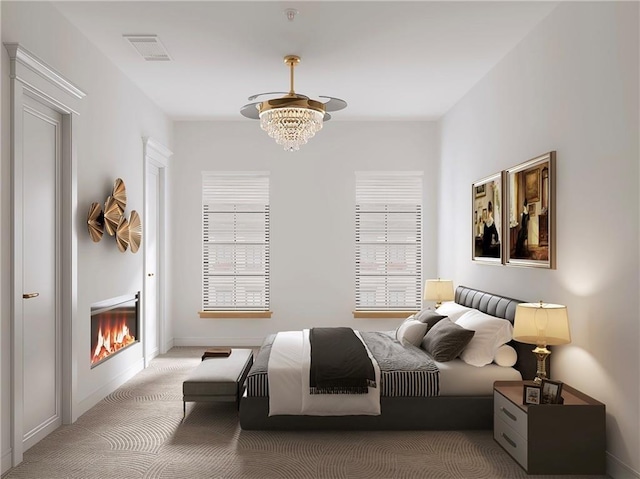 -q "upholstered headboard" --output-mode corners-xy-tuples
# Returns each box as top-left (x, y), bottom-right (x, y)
(455, 285), (540, 380)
